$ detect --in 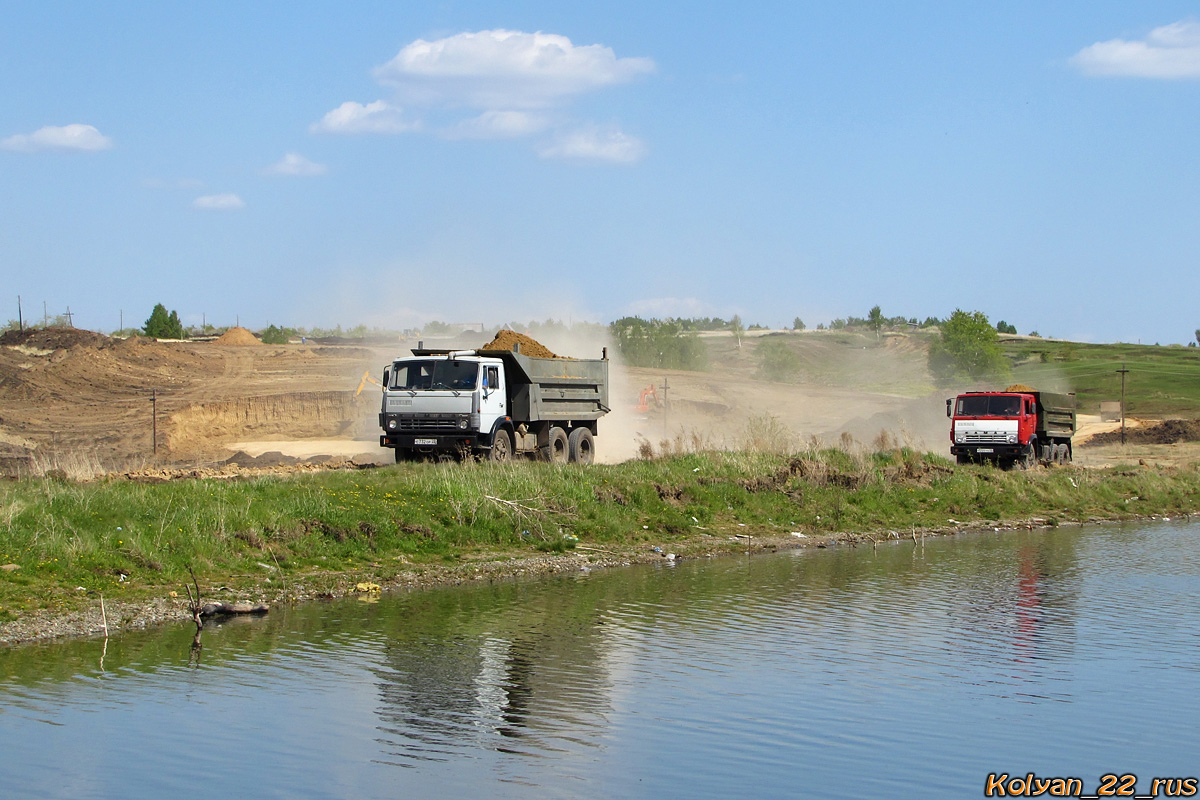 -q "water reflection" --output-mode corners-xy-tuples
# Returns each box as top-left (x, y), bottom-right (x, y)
(2, 520), (1199, 799)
